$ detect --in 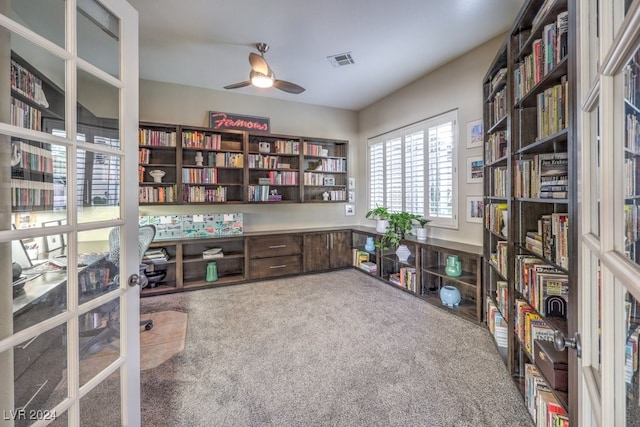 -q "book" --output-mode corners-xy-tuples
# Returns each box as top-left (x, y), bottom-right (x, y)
(540, 191), (568, 199)
(203, 247), (224, 259)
